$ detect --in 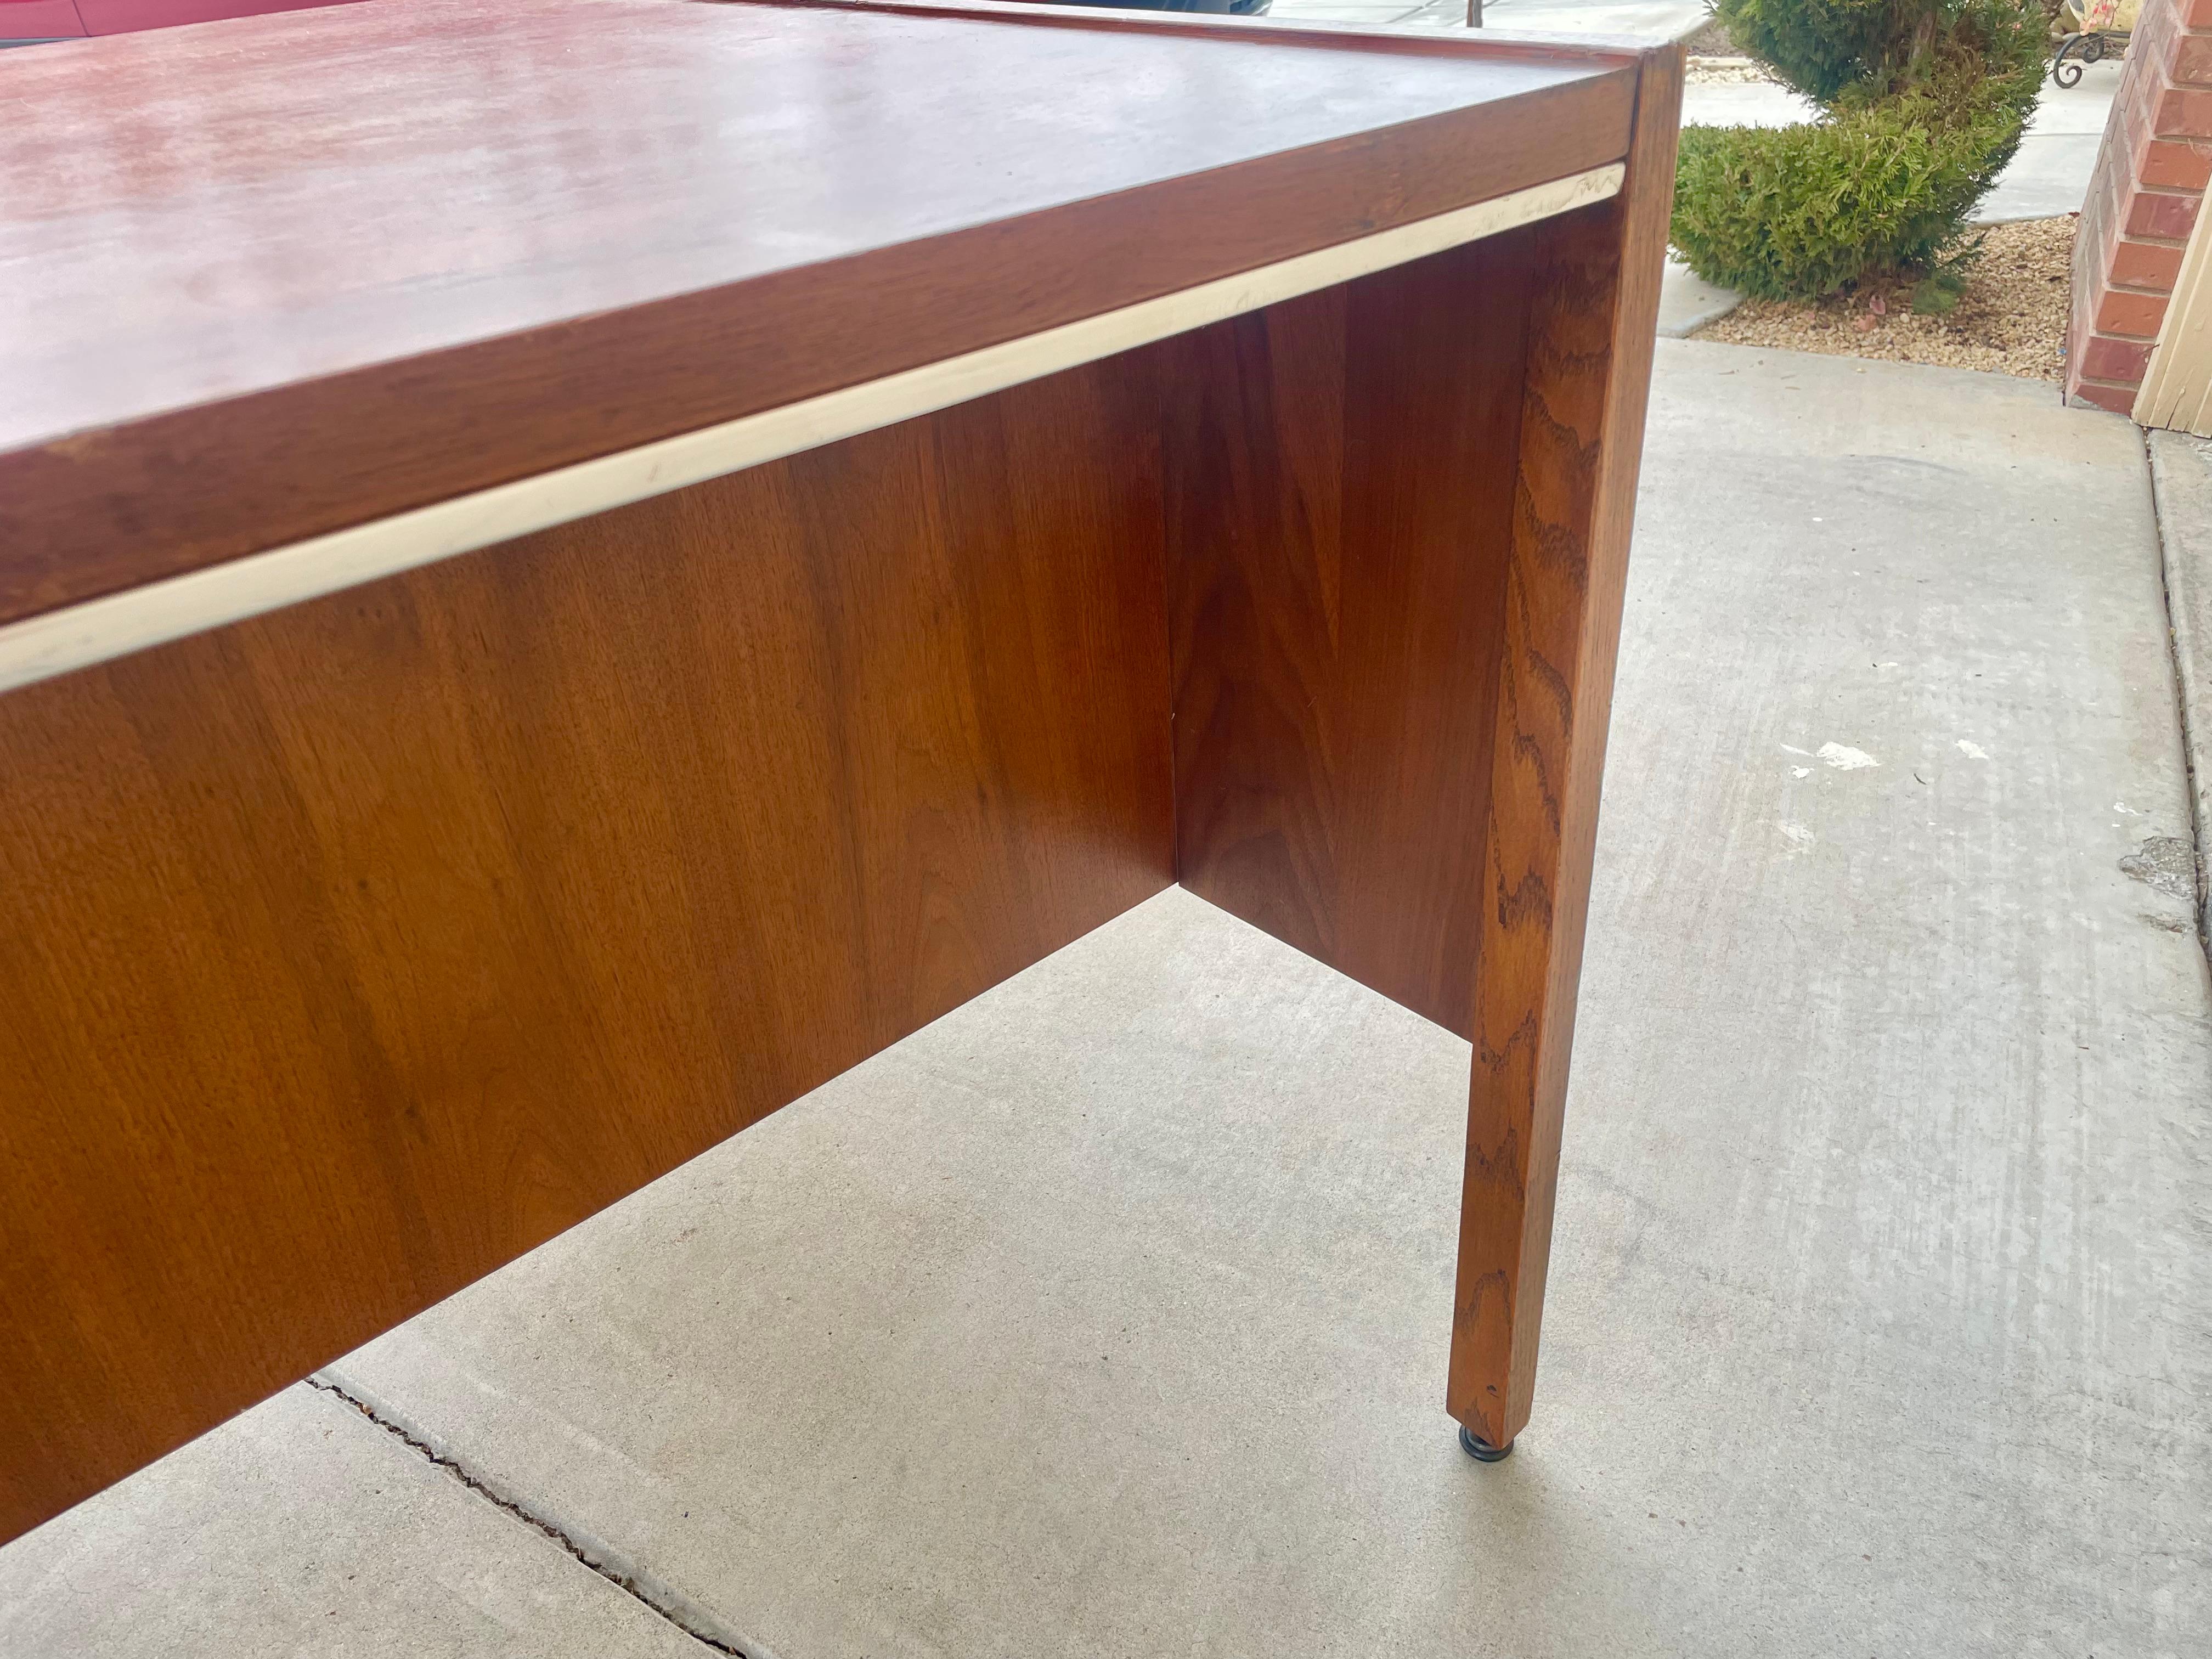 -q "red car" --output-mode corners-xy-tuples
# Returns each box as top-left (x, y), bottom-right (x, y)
(1, 0), (366, 44)
(2, 0), (1265, 45)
